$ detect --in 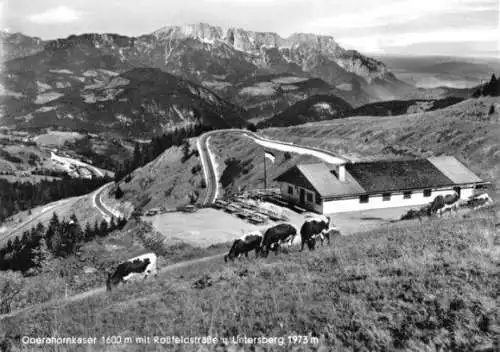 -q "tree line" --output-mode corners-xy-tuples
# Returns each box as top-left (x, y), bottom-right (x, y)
(114, 123), (213, 182)
(0, 213), (127, 274)
(473, 74), (500, 97)
(0, 176), (112, 224)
